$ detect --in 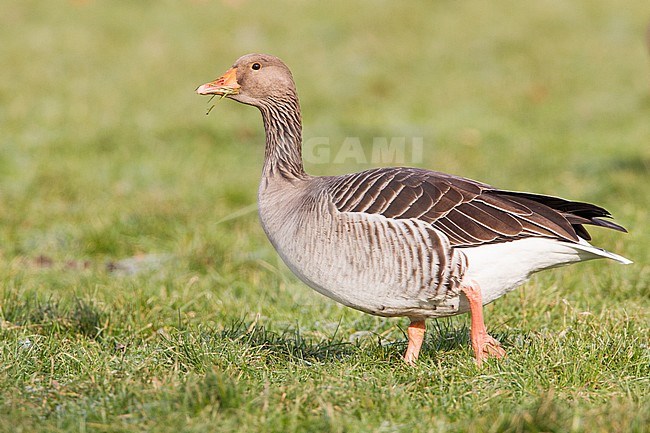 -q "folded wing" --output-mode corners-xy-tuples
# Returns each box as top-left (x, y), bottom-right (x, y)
(329, 167), (626, 247)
